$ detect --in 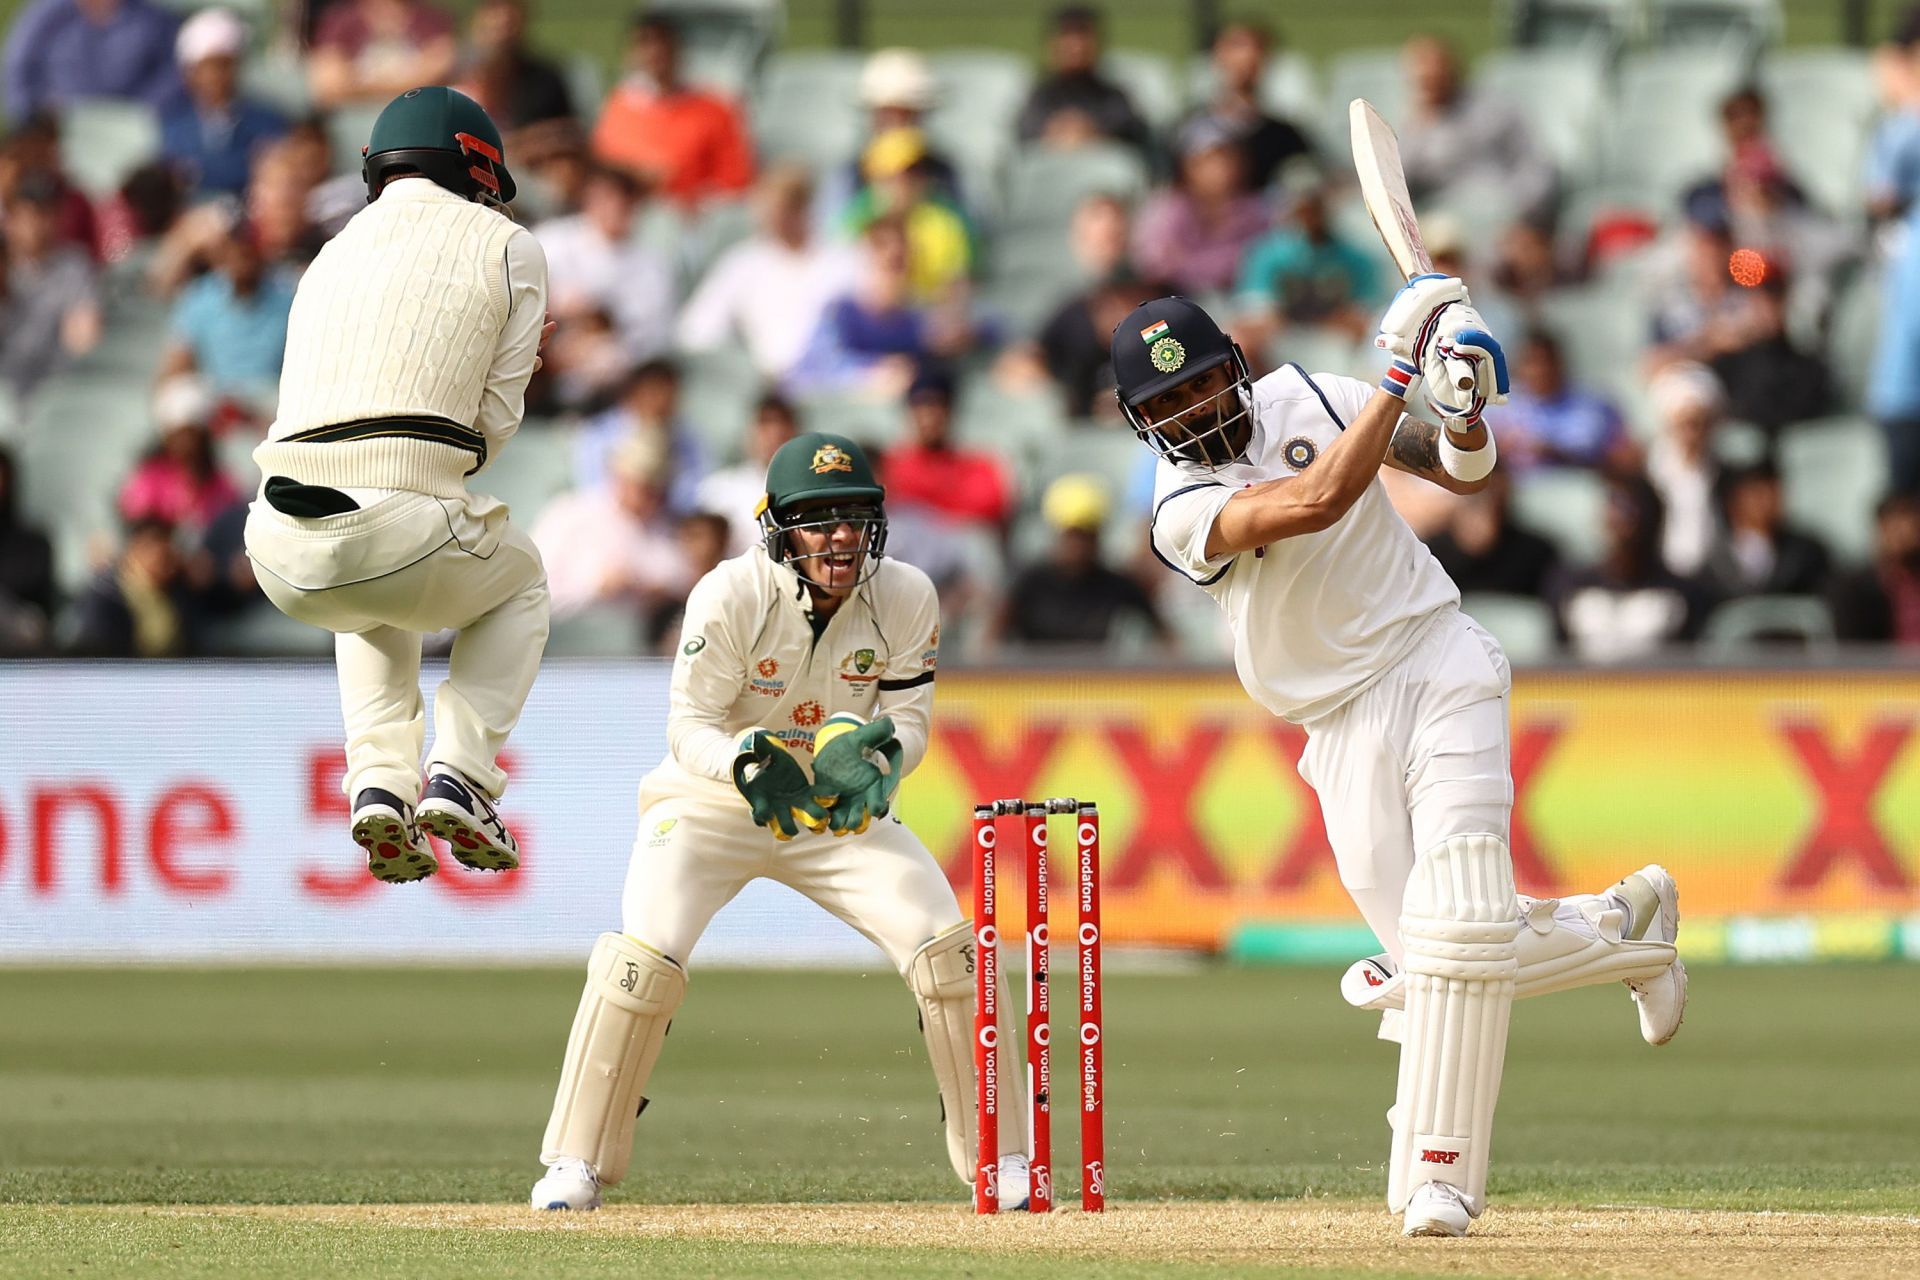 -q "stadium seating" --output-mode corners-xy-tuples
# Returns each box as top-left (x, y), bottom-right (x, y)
(1508, 467), (1609, 564)
(1474, 48), (1606, 175)
(676, 343), (765, 464)
(1701, 593), (1836, 656)
(546, 604), (644, 657)
(1777, 416), (1887, 564)
(750, 50), (866, 171)
(1460, 592), (1559, 663)
(19, 376), (158, 590)
(57, 100), (161, 196)
(1597, 47), (1750, 206)
(238, 46), (311, 118)
(1647, 0), (1782, 58)
(1533, 286), (1648, 413)
(324, 102), (386, 177)
(471, 421), (577, 527)
(925, 49), (1031, 199)
(1502, 0), (1639, 60)
(1323, 48), (1407, 137)
(1103, 50), (1183, 132)
(1759, 49), (1878, 218)
(997, 140), (1148, 235)
(651, 0), (782, 97)
(1826, 266), (1883, 414)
